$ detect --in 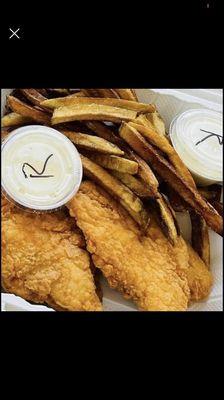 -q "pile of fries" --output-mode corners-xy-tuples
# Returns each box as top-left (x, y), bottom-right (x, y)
(2, 88), (223, 267)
